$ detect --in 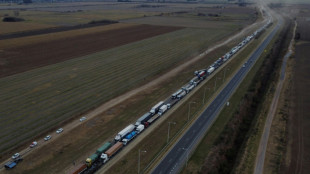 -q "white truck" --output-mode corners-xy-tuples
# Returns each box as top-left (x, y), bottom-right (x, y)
(171, 89), (183, 99)
(158, 105), (168, 116)
(207, 67), (215, 75)
(150, 101), (164, 114)
(135, 124), (145, 134)
(114, 124), (135, 141)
